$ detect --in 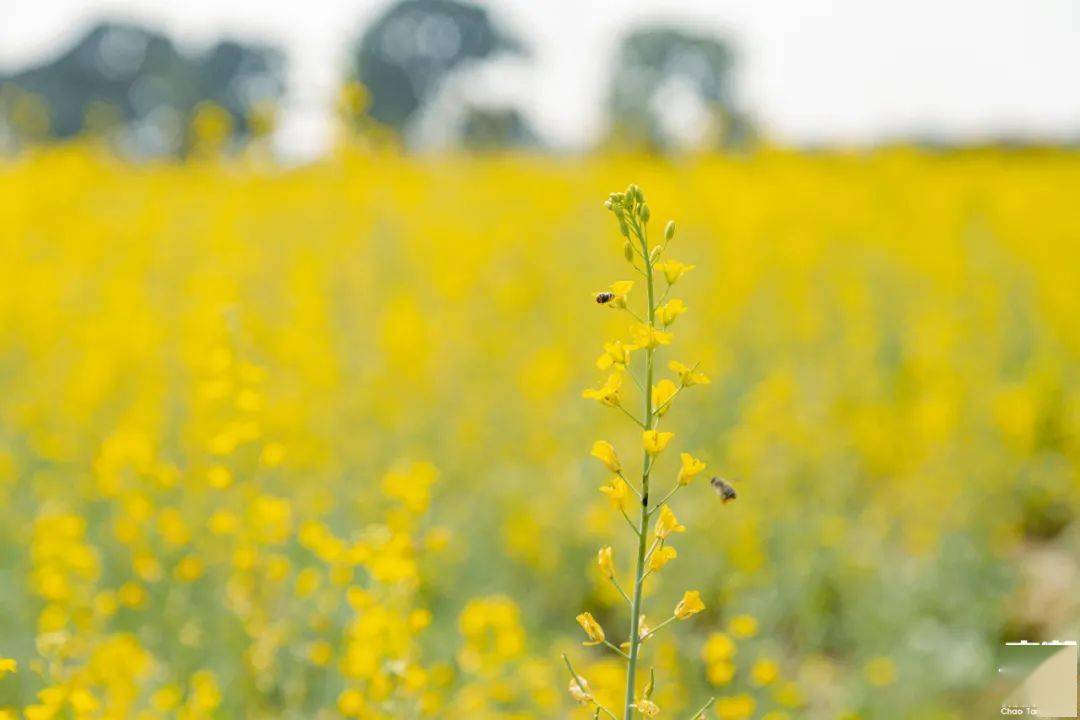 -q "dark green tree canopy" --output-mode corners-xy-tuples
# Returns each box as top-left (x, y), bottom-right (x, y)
(0, 21), (284, 154)
(351, 0), (522, 134)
